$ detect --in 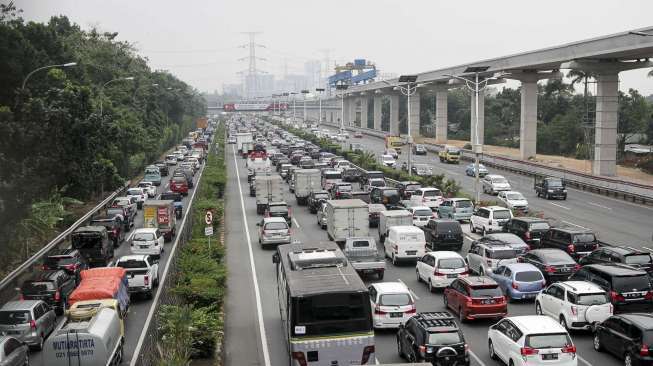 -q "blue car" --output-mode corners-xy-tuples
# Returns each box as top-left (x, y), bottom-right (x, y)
(489, 263), (545, 301)
(465, 163), (488, 177)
